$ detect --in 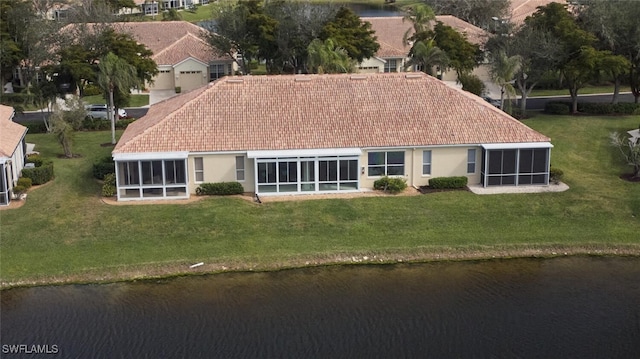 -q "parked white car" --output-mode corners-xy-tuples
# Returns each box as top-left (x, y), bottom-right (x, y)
(85, 104), (127, 119)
